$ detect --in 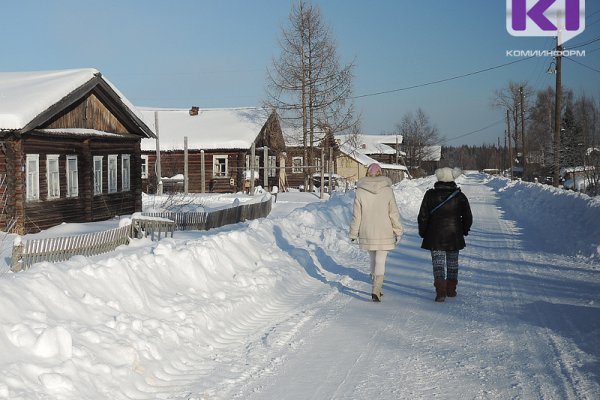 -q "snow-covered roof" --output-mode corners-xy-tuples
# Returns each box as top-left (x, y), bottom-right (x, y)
(337, 142), (379, 166)
(0, 68), (148, 134)
(336, 134), (403, 156)
(139, 107), (271, 151)
(337, 142), (408, 172)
